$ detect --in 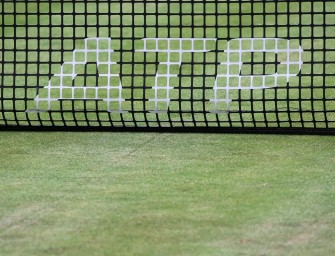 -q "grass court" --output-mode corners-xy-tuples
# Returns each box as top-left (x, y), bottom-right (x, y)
(0, 1), (335, 255)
